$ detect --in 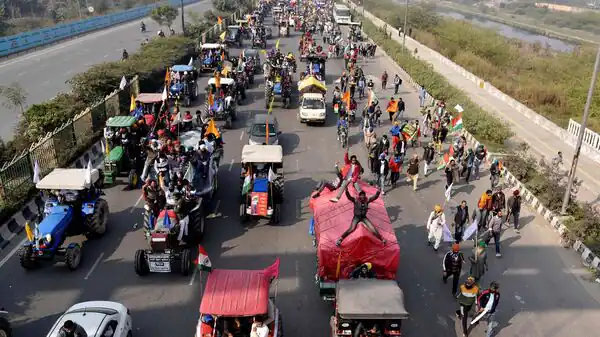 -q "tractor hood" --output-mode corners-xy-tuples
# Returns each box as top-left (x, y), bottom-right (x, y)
(38, 206), (74, 239)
